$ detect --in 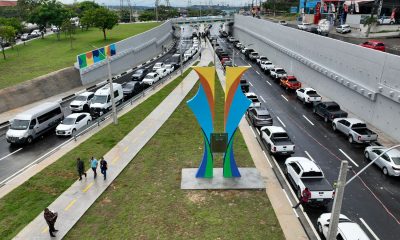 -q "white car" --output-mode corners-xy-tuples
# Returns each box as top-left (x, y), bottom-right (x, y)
(184, 52), (192, 62)
(56, 113), (91, 136)
(164, 64), (174, 74)
(156, 68), (168, 78)
(278, 20), (288, 26)
(152, 62), (164, 71)
(241, 47), (248, 54)
(297, 22), (311, 30)
(270, 67), (287, 79)
(142, 72), (160, 85)
(70, 92), (94, 112)
(336, 24), (351, 34)
(260, 61), (275, 73)
(364, 146), (400, 176)
(317, 213), (370, 240)
(296, 88), (322, 104)
(256, 56), (268, 65)
(245, 92), (261, 108)
(260, 126), (295, 155)
(378, 16), (395, 25)
(31, 29), (42, 37)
